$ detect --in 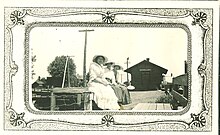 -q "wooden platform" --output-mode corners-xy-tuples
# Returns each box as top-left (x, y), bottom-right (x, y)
(50, 87), (93, 111)
(132, 103), (172, 110)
